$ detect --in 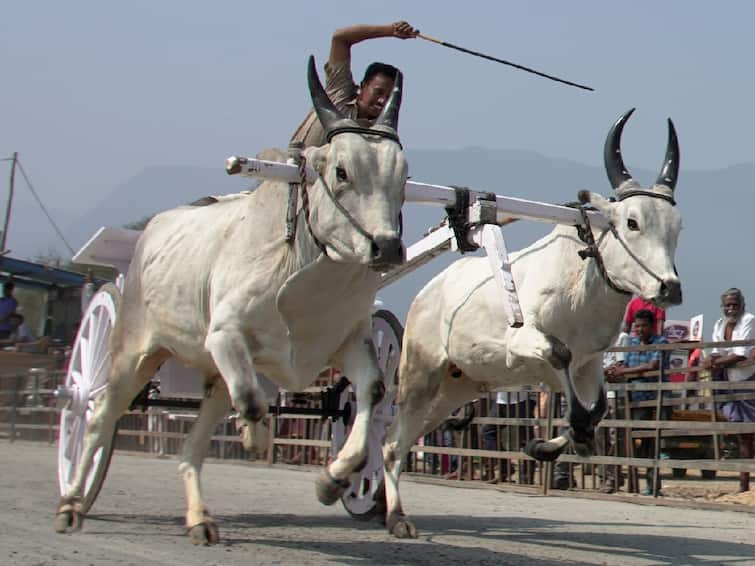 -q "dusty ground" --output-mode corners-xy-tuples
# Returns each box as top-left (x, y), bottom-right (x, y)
(2, 441), (755, 566)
